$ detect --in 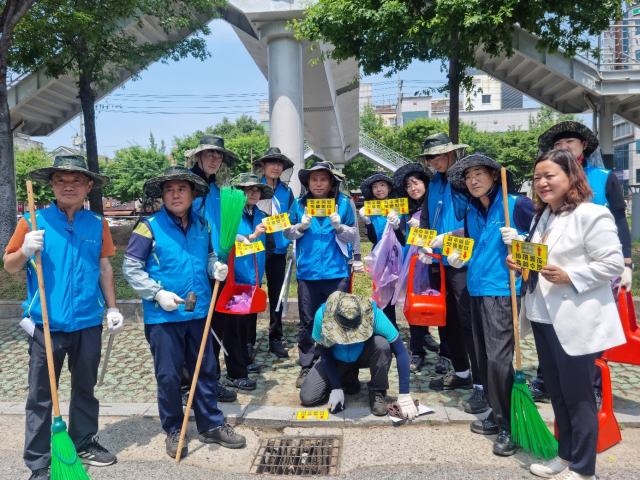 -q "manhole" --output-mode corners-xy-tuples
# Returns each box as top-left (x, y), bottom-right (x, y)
(250, 436), (342, 476)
